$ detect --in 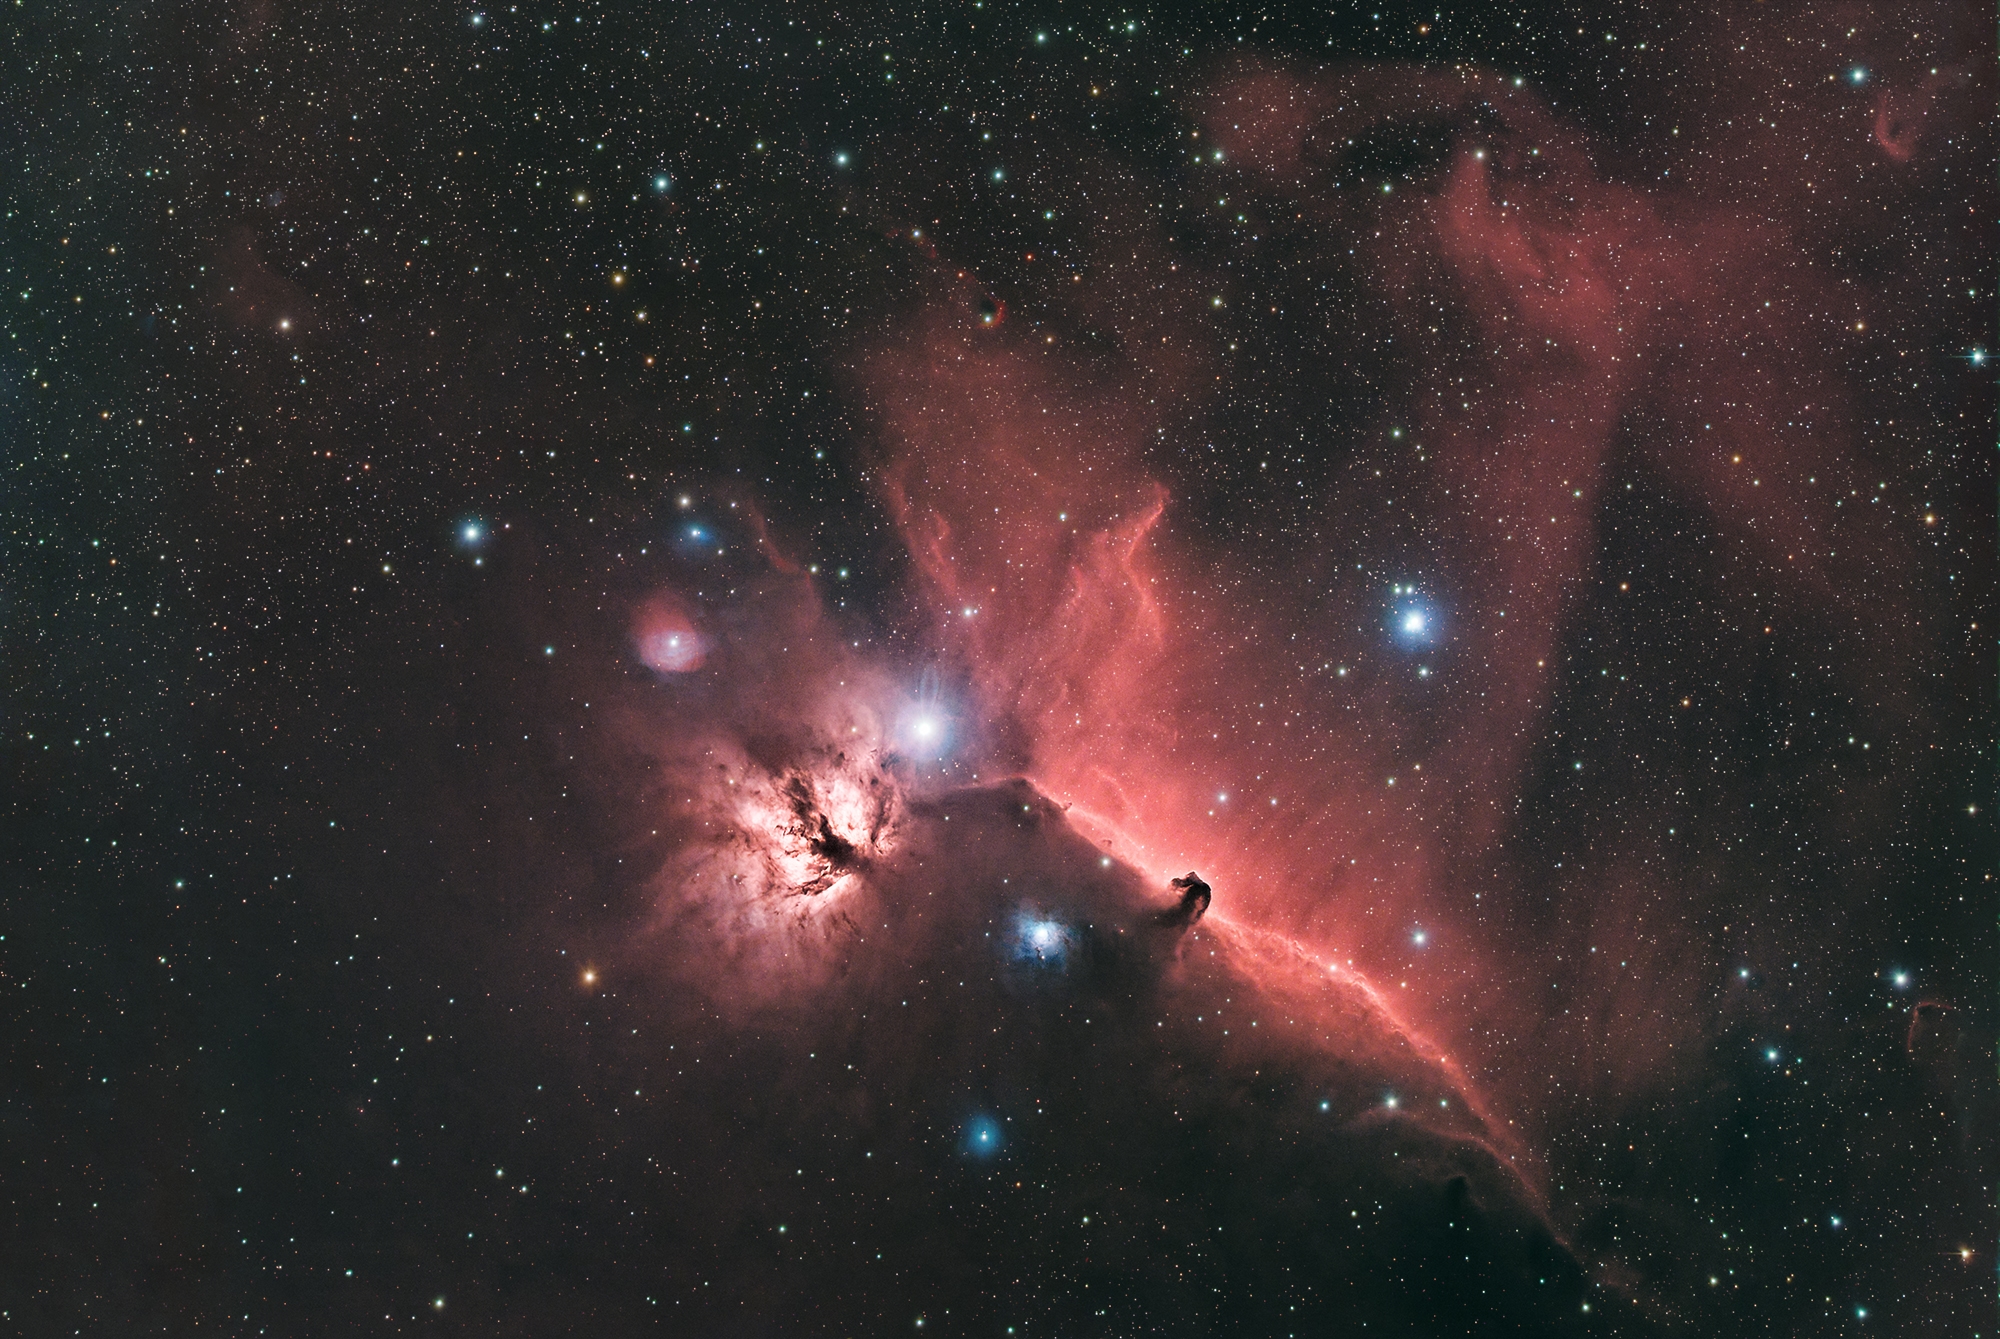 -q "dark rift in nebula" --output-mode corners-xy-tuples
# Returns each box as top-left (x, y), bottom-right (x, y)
(616, 733), (1612, 1326)
(1160, 872), (1213, 928)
